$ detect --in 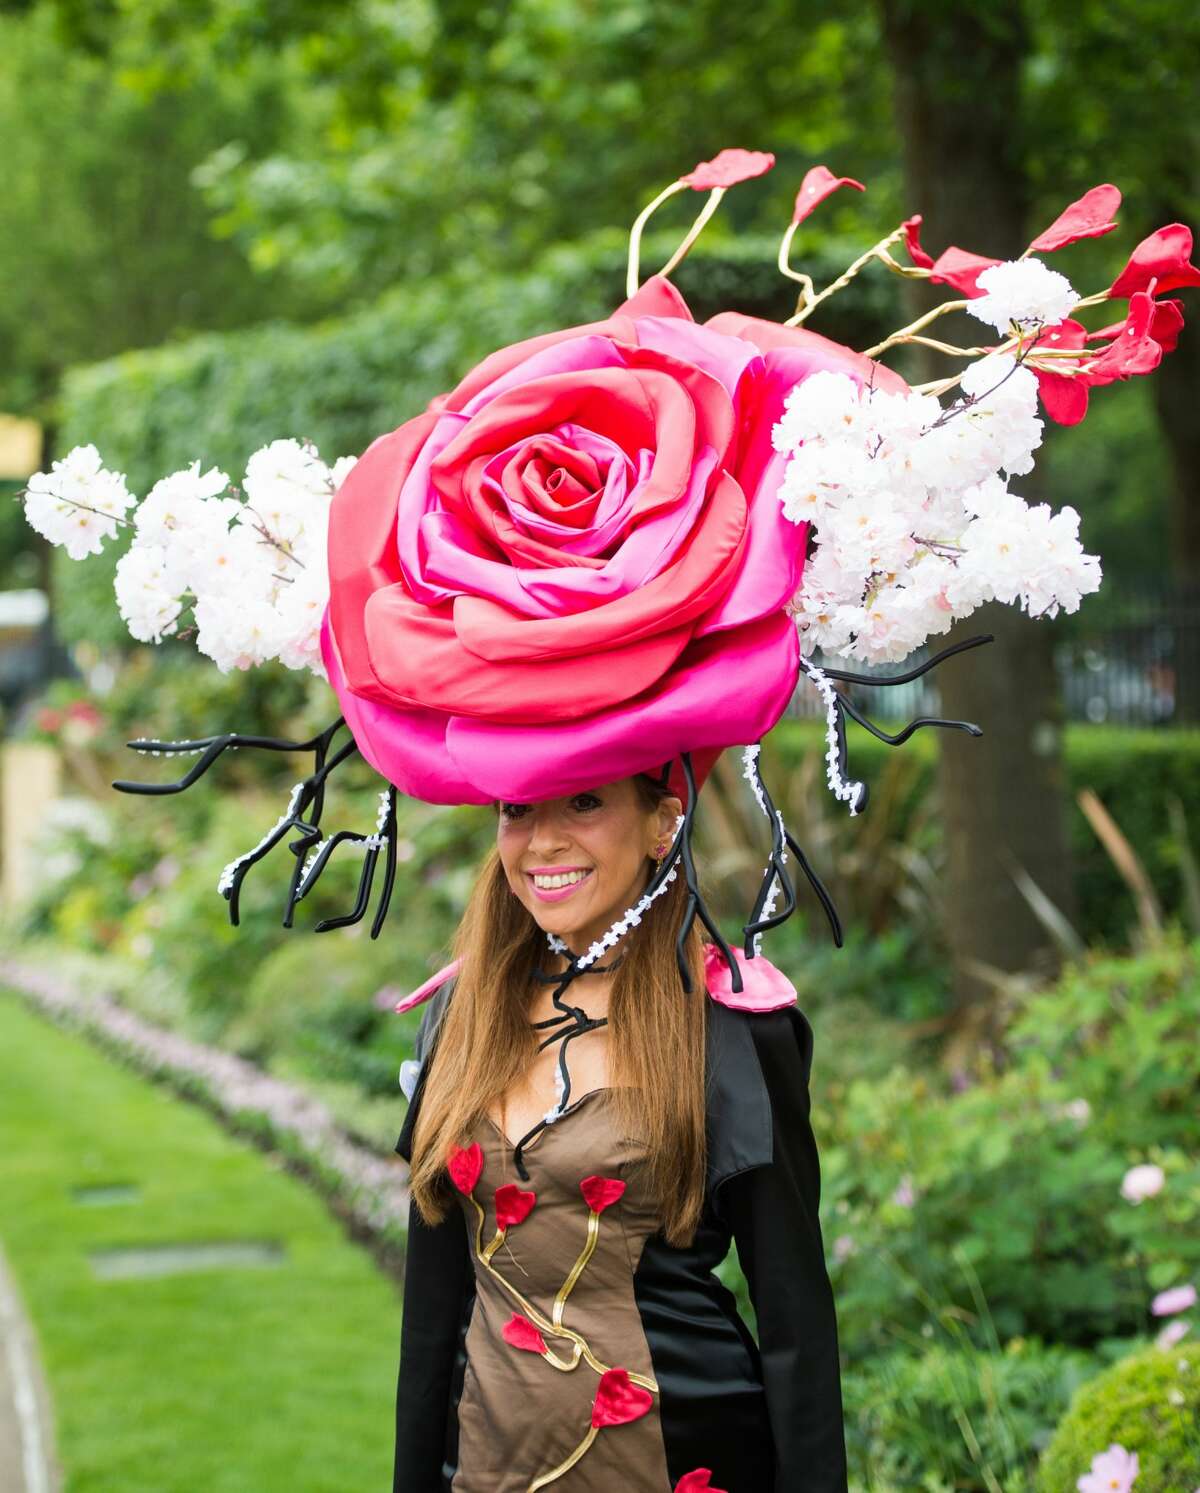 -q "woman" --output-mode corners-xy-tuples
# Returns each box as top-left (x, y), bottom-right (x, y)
(394, 769), (847, 1493)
